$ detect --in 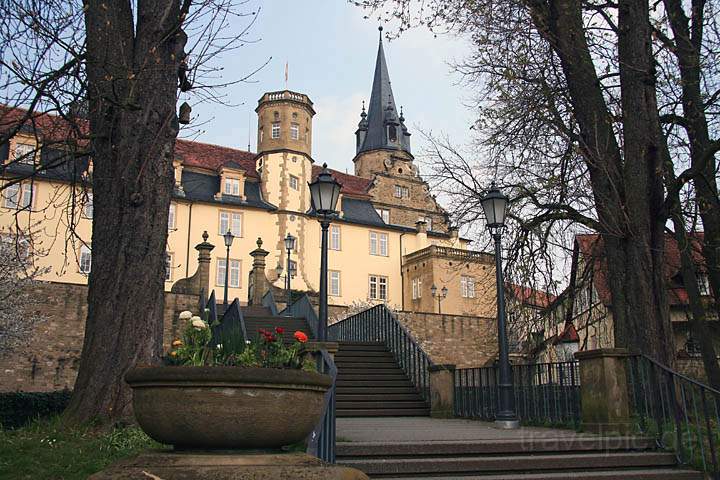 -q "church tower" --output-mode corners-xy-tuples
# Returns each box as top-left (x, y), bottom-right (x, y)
(354, 27), (414, 179)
